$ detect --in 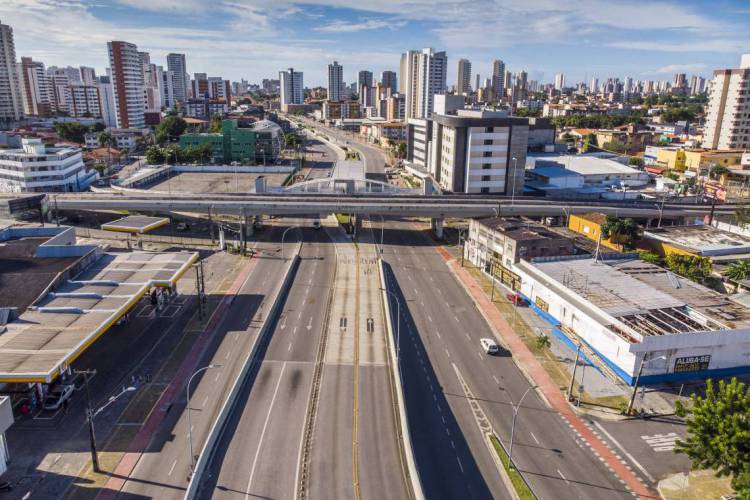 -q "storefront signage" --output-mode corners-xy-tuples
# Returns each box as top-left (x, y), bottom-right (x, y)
(674, 355), (711, 373)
